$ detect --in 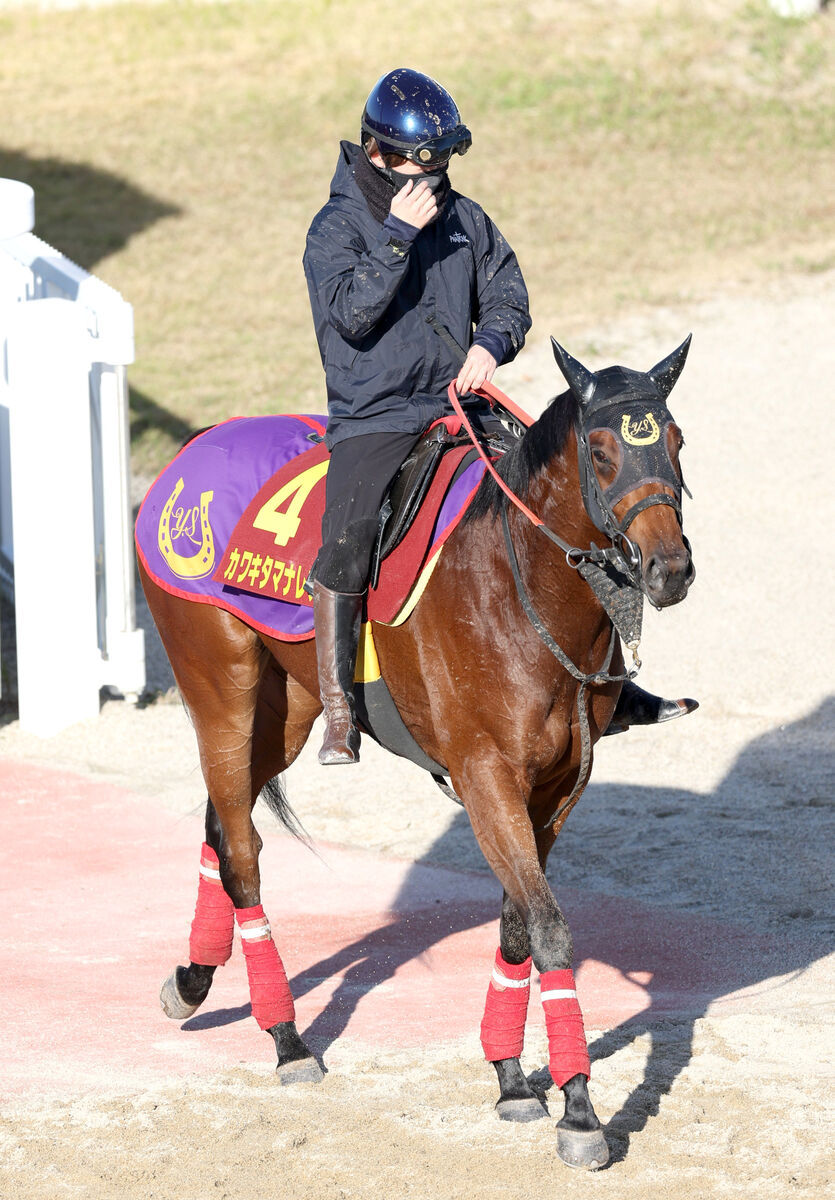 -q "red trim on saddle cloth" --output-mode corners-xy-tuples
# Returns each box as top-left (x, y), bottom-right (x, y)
(540, 968), (591, 1088)
(292, 415), (328, 434)
(479, 949), (532, 1062)
(236, 904), (295, 1029)
(188, 843), (235, 967)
